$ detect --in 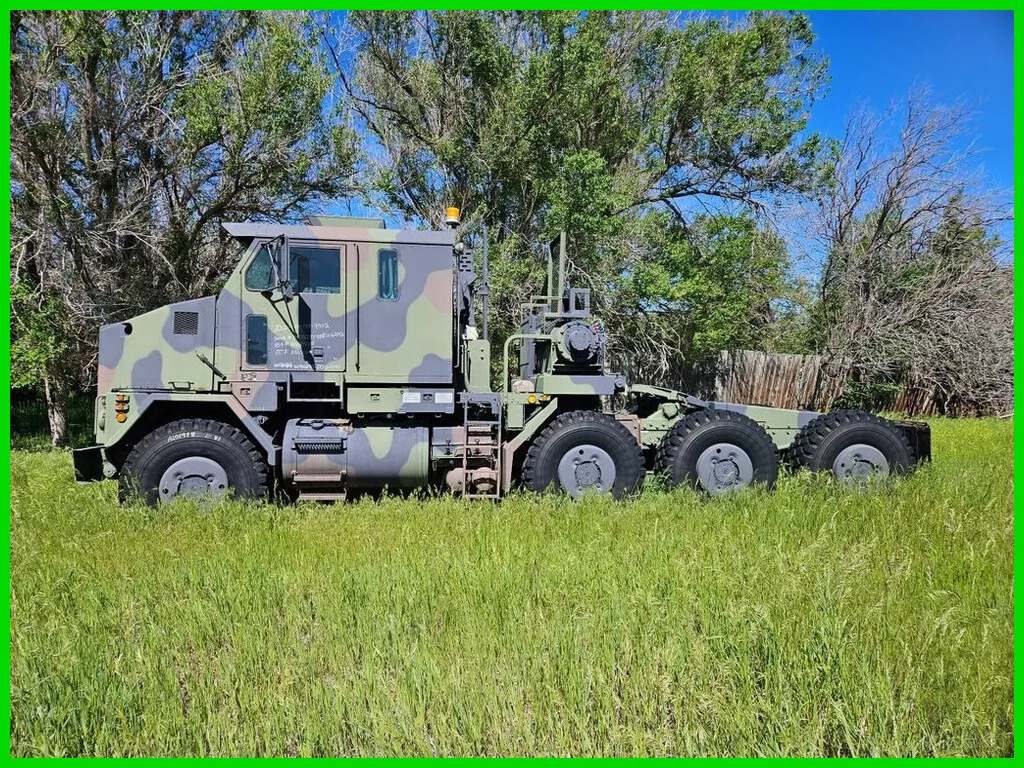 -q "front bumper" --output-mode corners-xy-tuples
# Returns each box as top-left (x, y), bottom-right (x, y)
(72, 445), (105, 482)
